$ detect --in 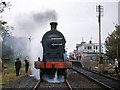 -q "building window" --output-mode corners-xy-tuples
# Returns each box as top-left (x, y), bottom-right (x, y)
(88, 46), (89, 49)
(96, 46), (98, 49)
(87, 46), (92, 50)
(90, 46), (92, 49)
